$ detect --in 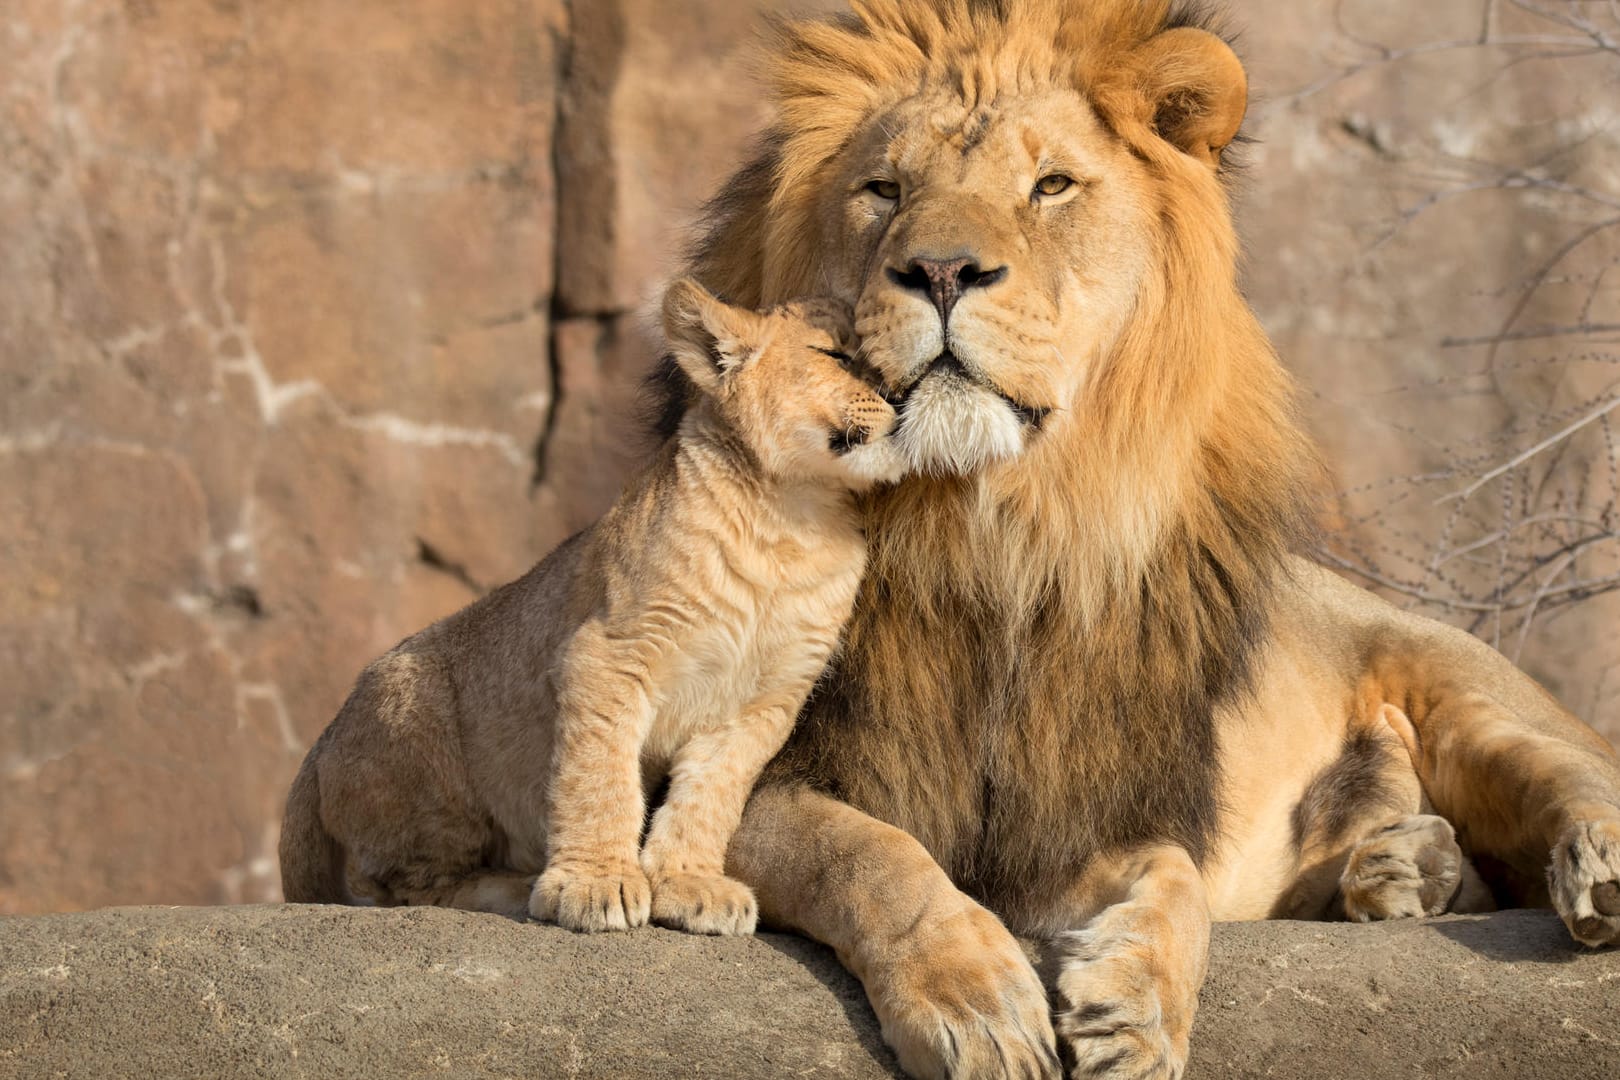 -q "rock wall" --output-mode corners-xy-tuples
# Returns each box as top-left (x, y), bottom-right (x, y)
(1, 0), (1616, 912)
